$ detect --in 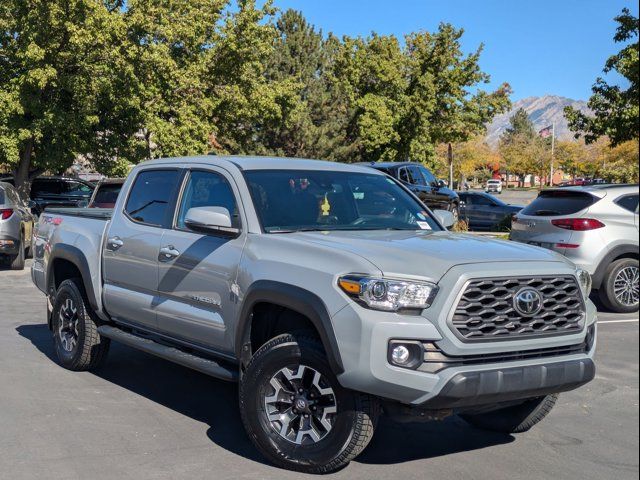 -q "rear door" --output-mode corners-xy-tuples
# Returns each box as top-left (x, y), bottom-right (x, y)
(510, 190), (600, 247)
(102, 168), (183, 331)
(155, 167), (246, 352)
